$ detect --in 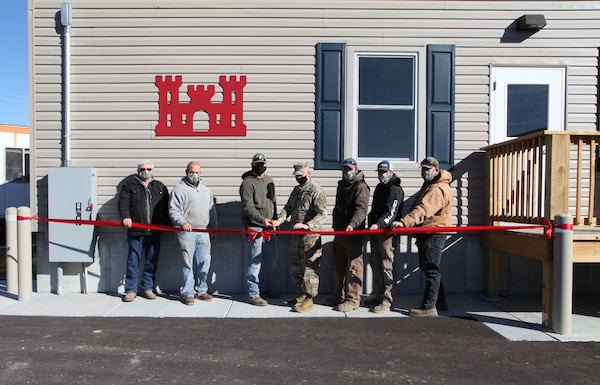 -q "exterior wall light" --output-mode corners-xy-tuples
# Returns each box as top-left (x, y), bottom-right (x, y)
(517, 14), (546, 31)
